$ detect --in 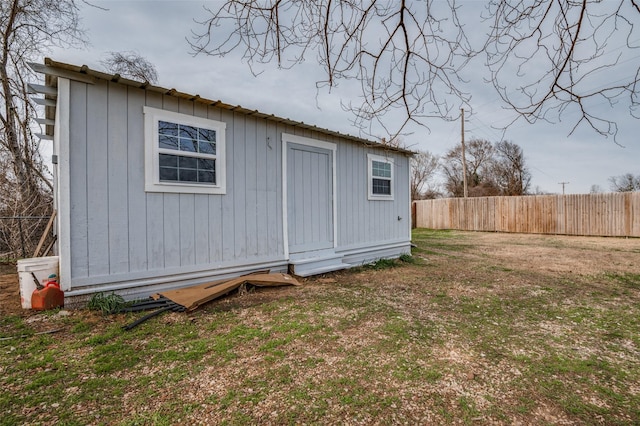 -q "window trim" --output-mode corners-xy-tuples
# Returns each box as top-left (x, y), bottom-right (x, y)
(143, 106), (226, 194)
(367, 153), (394, 200)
